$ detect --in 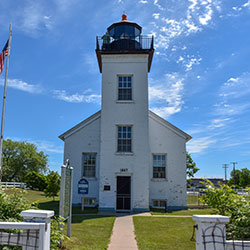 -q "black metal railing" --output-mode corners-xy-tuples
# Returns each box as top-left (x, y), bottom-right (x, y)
(96, 35), (154, 52)
(201, 224), (250, 250)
